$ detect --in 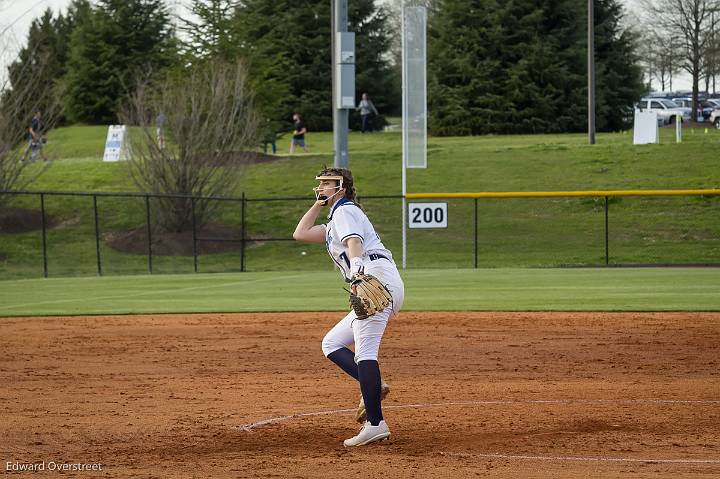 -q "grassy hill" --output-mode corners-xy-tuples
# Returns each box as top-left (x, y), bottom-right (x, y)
(1, 125), (719, 279)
